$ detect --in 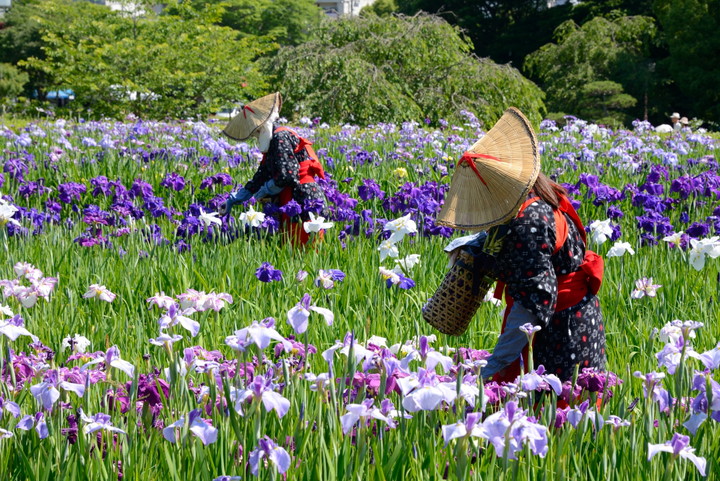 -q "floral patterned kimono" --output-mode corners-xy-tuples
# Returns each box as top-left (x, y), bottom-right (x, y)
(480, 195), (607, 381)
(244, 127), (327, 245)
